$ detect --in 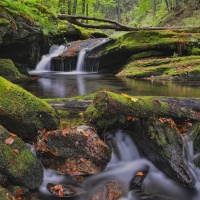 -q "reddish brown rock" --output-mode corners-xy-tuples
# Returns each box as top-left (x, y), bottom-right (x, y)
(89, 180), (123, 200)
(36, 126), (111, 175)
